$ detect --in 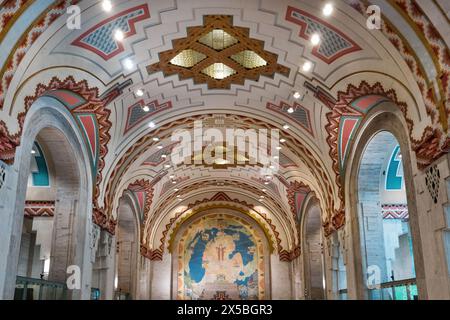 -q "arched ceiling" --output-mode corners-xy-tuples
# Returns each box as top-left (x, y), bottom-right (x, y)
(0, 0), (448, 258)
